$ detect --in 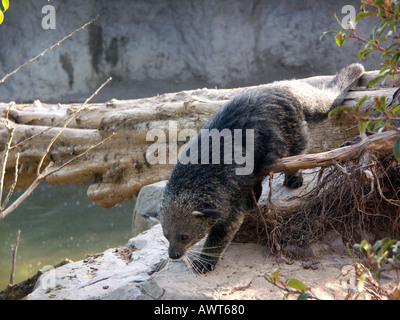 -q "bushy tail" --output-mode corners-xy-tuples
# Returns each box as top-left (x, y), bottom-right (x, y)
(327, 63), (365, 108)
